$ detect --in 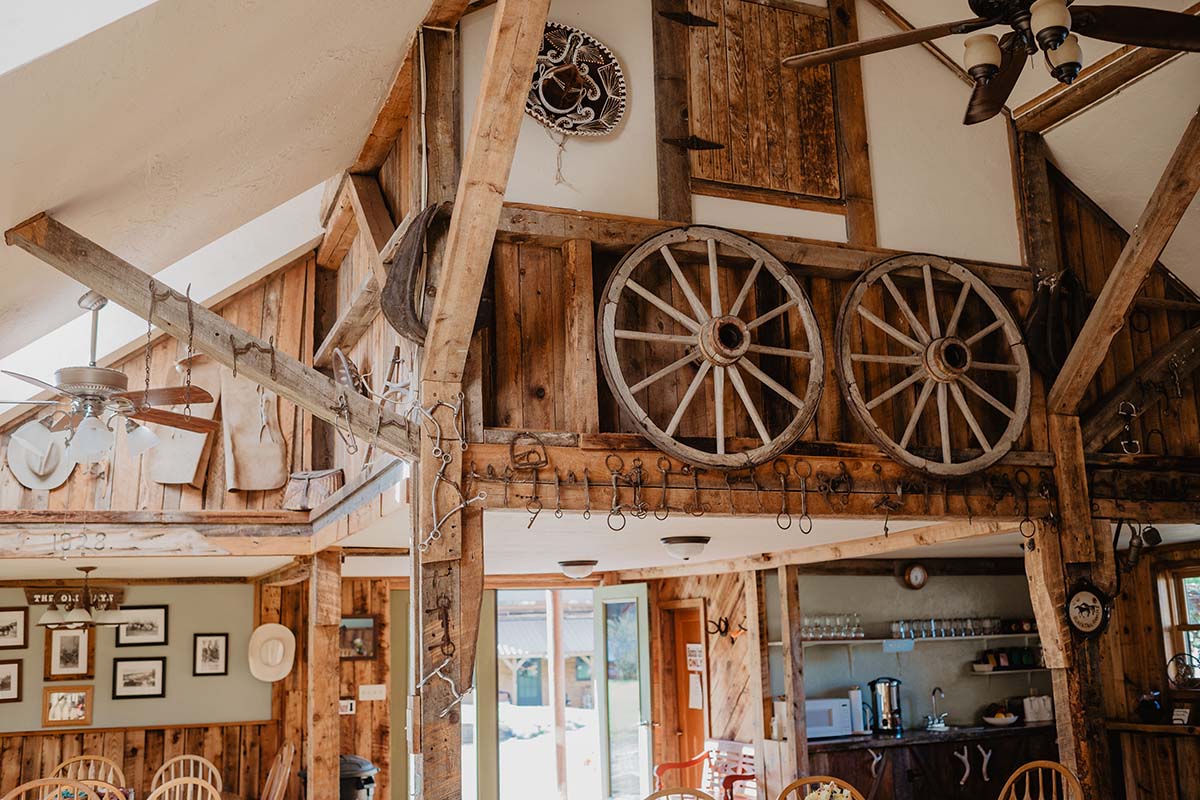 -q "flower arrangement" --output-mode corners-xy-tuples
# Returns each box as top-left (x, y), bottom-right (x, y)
(803, 782), (853, 800)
